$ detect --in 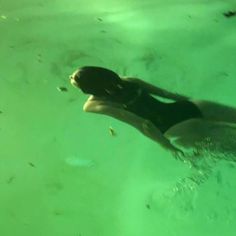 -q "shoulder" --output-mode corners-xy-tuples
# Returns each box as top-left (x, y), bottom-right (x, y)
(83, 96), (124, 113)
(121, 77), (148, 91)
(121, 77), (140, 83)
(120, 77), (143, 91)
